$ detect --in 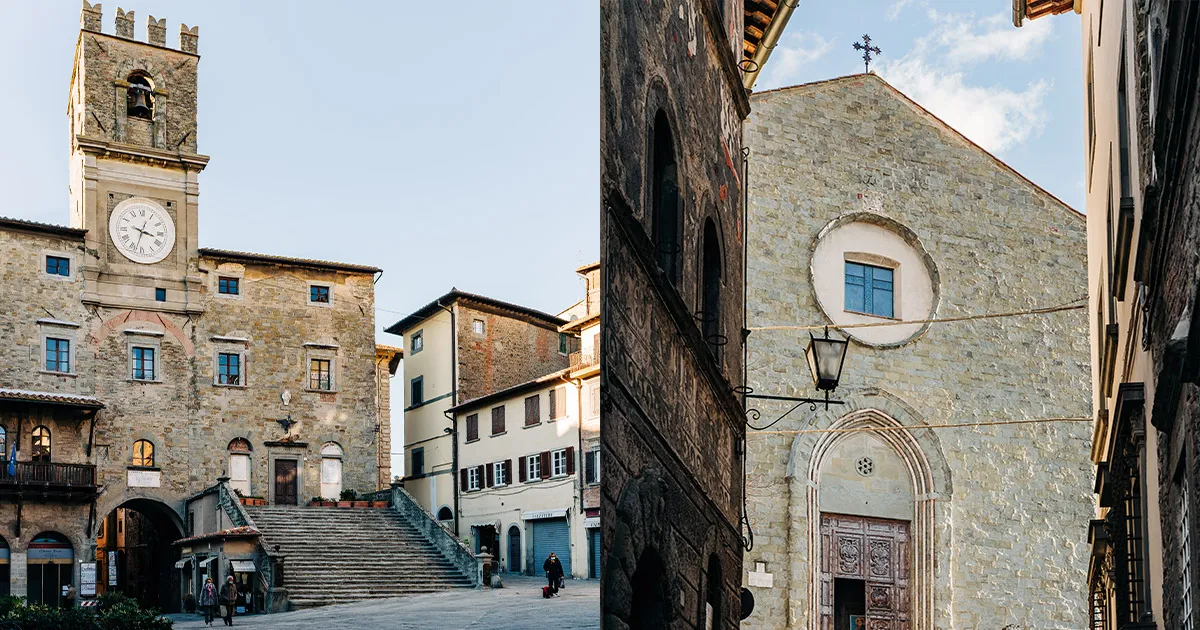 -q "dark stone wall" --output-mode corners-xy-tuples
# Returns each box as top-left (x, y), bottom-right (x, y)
(601, 0), (750, 627)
